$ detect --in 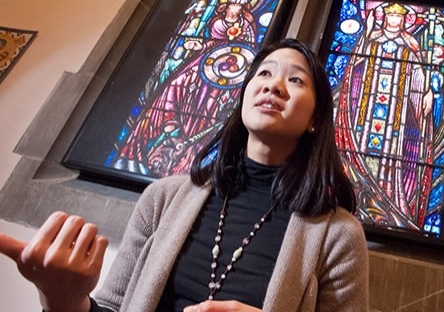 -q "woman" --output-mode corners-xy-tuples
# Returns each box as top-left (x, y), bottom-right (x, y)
(0, 38), (369, 312)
